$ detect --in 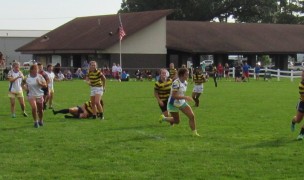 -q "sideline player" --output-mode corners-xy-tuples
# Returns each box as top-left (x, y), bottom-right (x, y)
(192, 67), (206, 107)
(159, 68), (200, 137)
(7, 61), (28, 118)
(291, 70), (304, 140)
(52, 100), (104, 119)
(45, 64), (55, 109)
(154, 68), (172, 117)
